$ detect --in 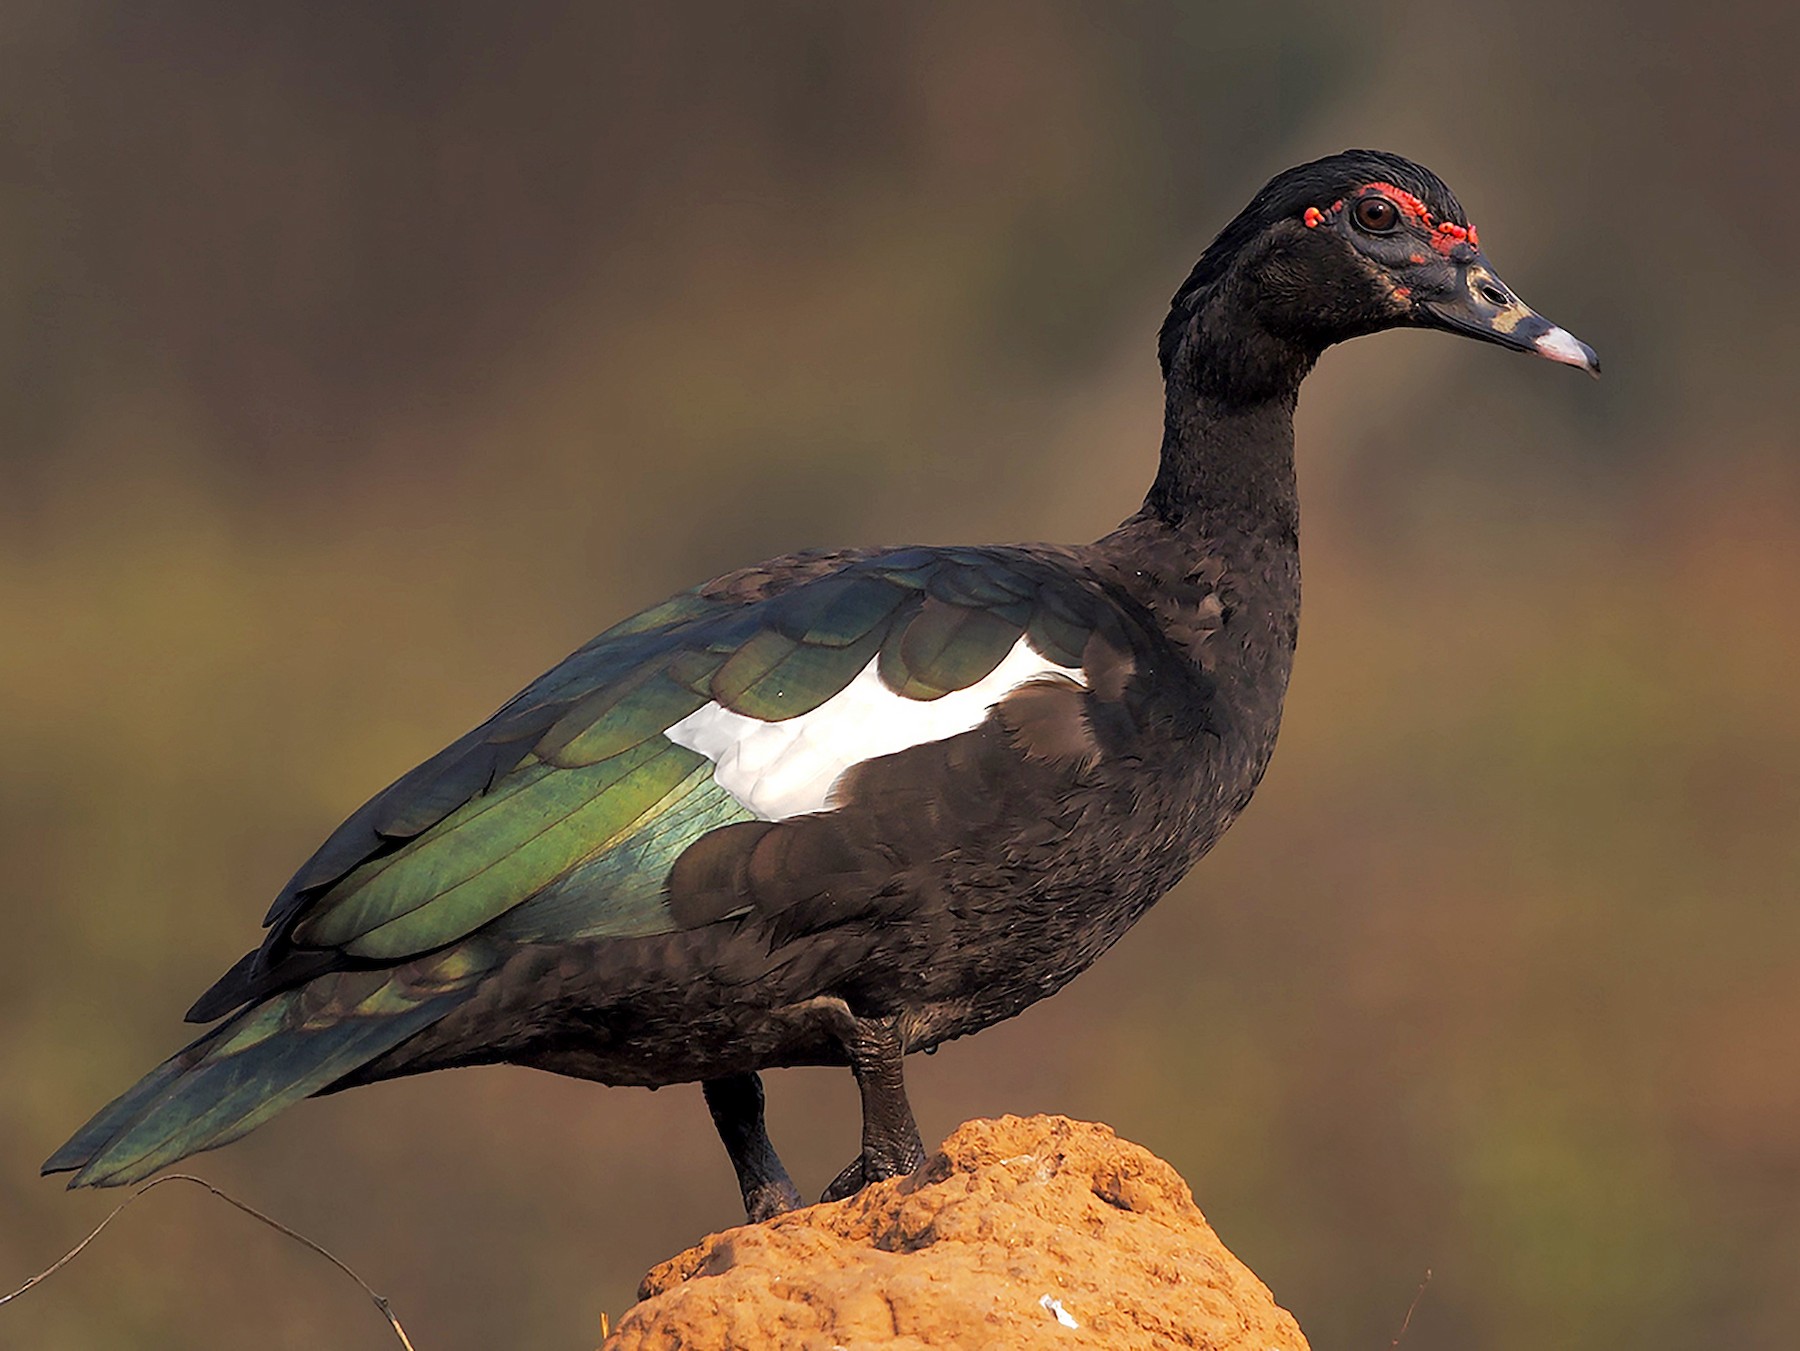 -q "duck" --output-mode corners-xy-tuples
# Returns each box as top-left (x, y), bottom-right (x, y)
(44, 150), (1597, 1221)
